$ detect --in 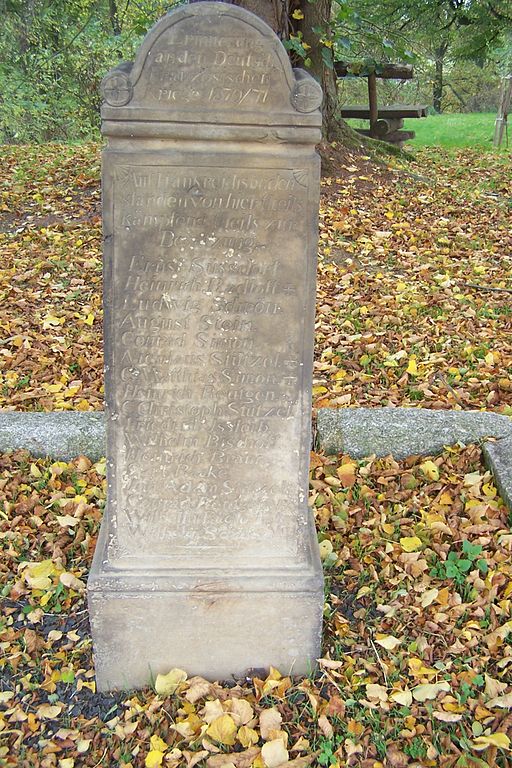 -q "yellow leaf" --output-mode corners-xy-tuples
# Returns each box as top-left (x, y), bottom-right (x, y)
(145, 750), (164, 768)
(412, 682), (450, 702)
(84, 313), (95, 326)
(408, 658), (437, 678)
(472, 733), (510, 751)
(385, 210), (394, 219)
(154, 668), (187, 696)
(261, 739), (289, 768)
(30, 463), (42, 478)
(484, 352), (495, 367)
(23, 560), (57, 590)
(150, 735), (168, 753)
(0, 692), (14, 704)
(400, 536), (423, 553)
(292, 9), (304, 18)
(238, 726), (259, 748)
(375, 635), (401, 651)
(390, 689), (412, 707)
(420, 588), (439, 608)
(318, 540), (333, 561)
(207, 715), (237, 746)
(43, 382), (64, 393)
(59, 759), (75, 768)
(42, 314), (65, 329)
(406, 356), (417, 375)
(420, 460), (440, 481)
